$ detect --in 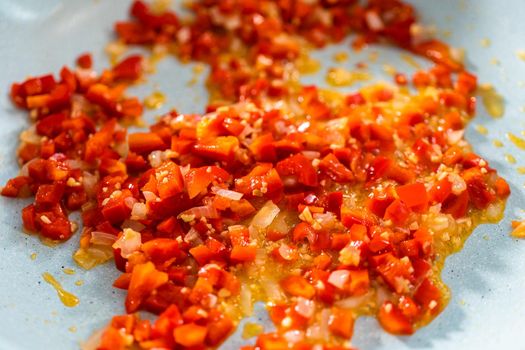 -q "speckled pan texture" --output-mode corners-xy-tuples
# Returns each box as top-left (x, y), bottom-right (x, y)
(0, 1), (524, 349)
